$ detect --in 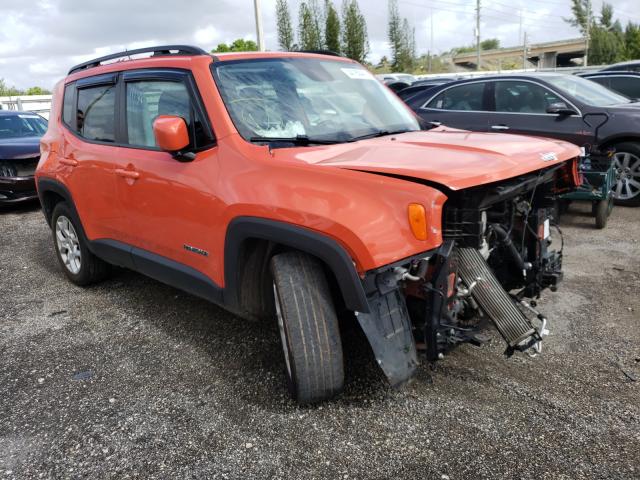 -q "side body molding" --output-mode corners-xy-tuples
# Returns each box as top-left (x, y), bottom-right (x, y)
(224, 217), (370, 313)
